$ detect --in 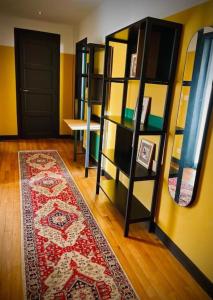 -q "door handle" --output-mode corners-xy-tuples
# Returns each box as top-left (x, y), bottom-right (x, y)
(20, 89), (29, 92)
